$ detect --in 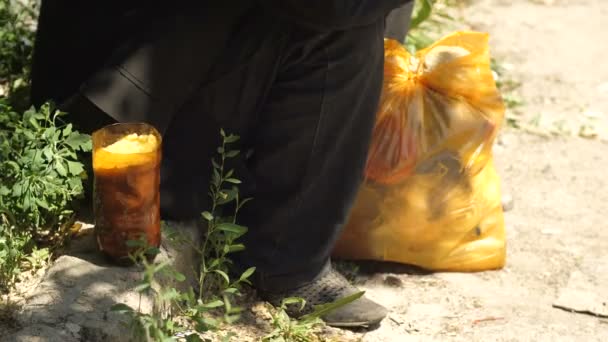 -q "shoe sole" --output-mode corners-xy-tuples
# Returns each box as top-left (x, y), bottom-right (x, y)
(324, 318), (384, 329)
